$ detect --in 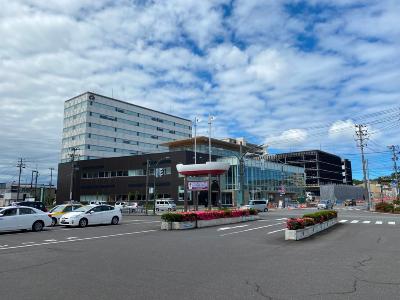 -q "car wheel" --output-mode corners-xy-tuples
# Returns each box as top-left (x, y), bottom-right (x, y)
(51, 217), (57, 226)
(32, 221), (44, 232)
(156, 208), (159, 212)
(111, 216), (119, 225)
(168, 208), (172, 211)
(263, 208), (268, 212)
(79, 218), (88, 228)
